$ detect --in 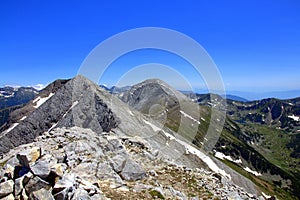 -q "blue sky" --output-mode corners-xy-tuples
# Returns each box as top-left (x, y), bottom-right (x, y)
(1, 0), (300, 95)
